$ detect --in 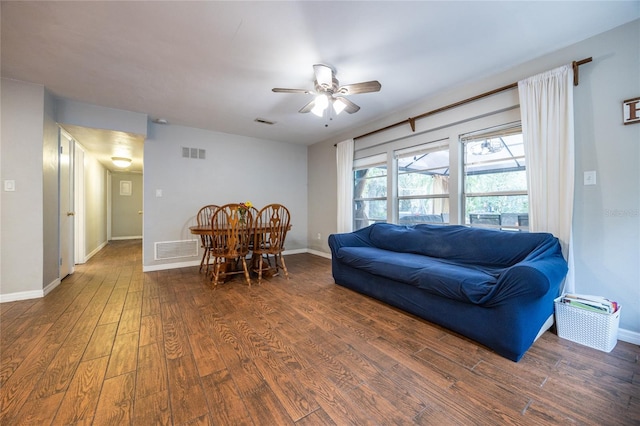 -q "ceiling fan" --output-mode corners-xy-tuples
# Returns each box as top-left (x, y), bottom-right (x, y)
(272, 64), (381, 116)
